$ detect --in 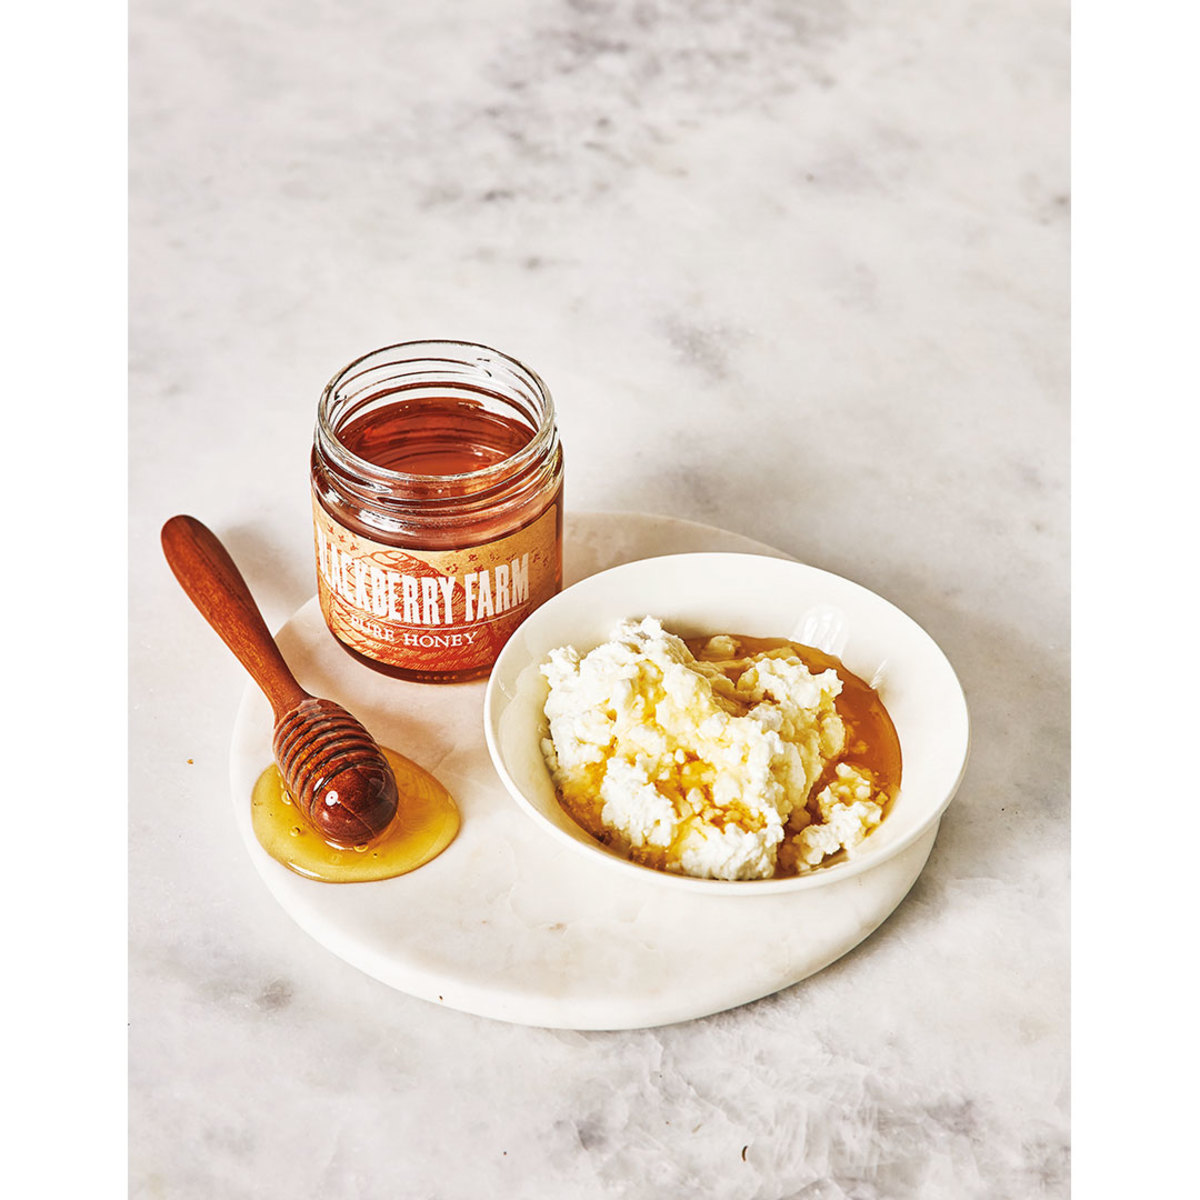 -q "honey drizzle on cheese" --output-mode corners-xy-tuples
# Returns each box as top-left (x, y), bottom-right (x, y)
(553, 634), (902, 878)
